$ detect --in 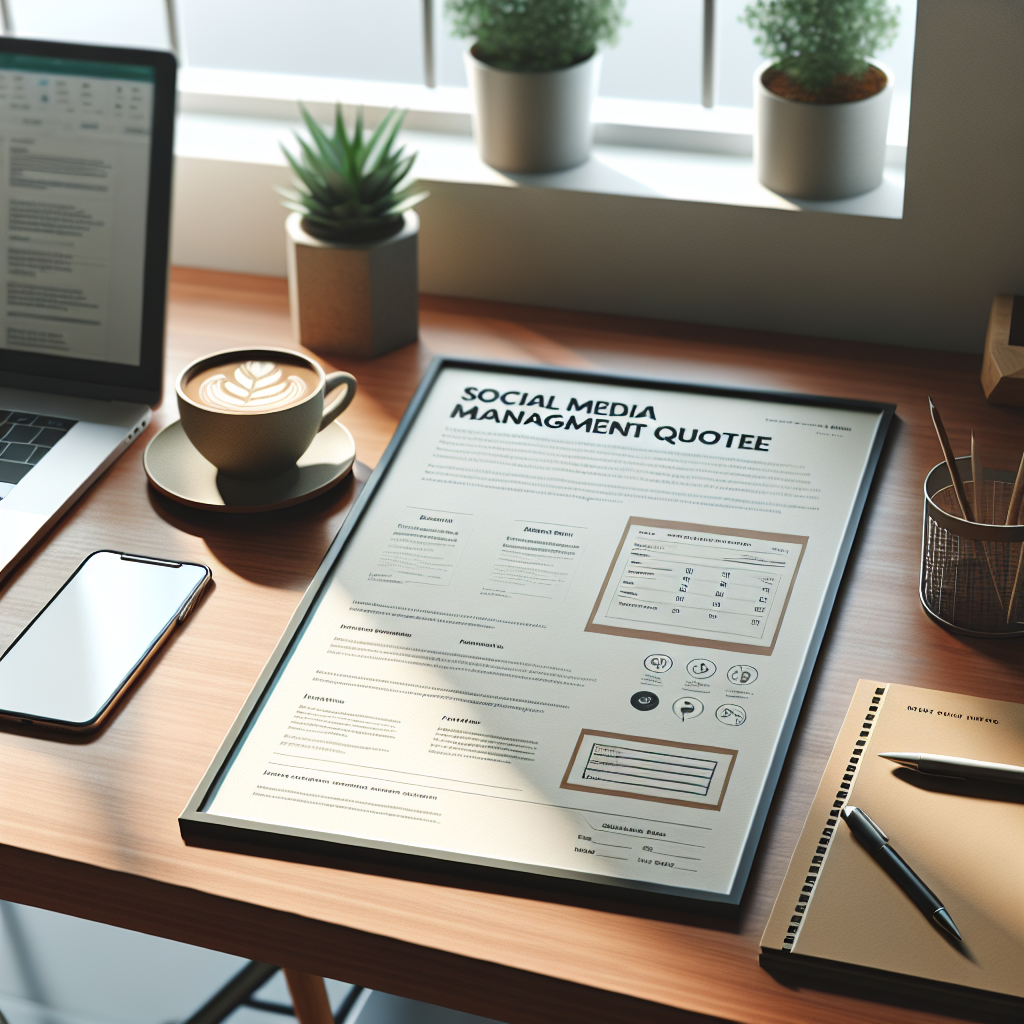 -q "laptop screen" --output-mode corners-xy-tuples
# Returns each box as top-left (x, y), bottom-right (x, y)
(0, 40), (175, 405)
(0, 54), (154, 367)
